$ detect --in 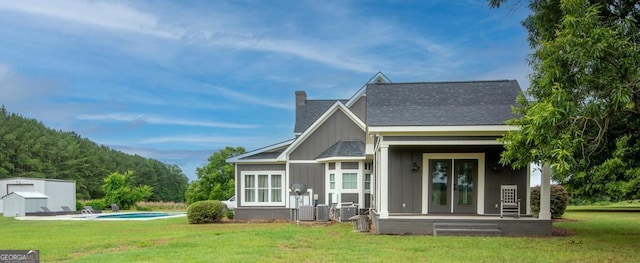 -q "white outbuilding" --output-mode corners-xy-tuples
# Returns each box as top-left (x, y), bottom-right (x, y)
(0, 178), (76, 216)
(2, 192), (48, 217)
